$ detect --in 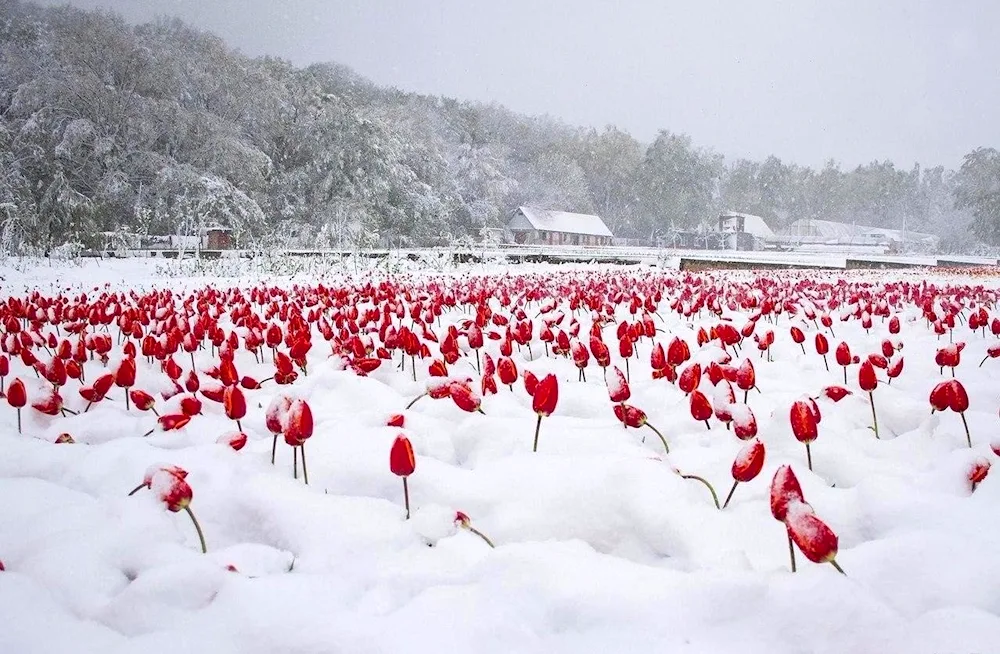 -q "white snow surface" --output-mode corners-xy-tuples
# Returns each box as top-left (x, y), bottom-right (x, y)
(0, 256), (998, 654)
